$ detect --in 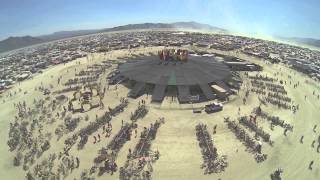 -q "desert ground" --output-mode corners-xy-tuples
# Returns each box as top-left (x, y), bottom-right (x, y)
(0, 46), (320, 180)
